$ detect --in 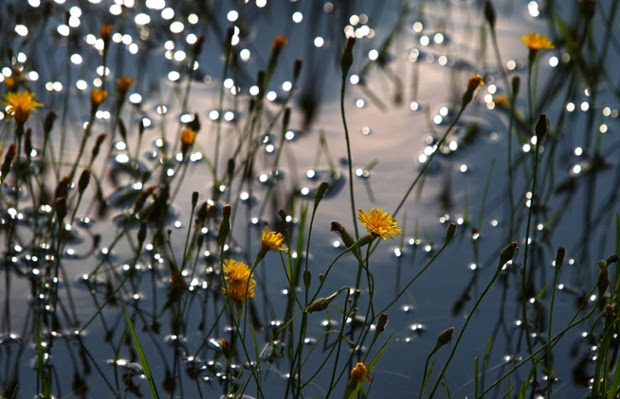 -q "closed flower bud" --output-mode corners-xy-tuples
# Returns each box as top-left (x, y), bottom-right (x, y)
(512, 75), (521, 97)
(340, 37), (356, 75)
(227, 158), (235, 178)
(535, 113), (549, 142)
(499, 241), (518, 267)
(78, 169), (91, 193)
(91, 133), (107, 160)
(554, 247), (566, 272)
(55, 175), (71, 200)
(1, 144), (16, 181)
(293, 58), (303, 80)
(137, 221), (147, 245)
(376, 313), (389, 332)
(218, 204), (232, 247)
(331, 221), (356, 248)
(598, 261), (609, 293)
(220, 338), (233, 359)
(445, 222), (457, 243)
(55, 196), (67, 222)
(304, 290), (341, 313)
(43, 110), (57, 136)
(192, 34), (205, 57)
(431, 327), (455, 354)
(484, 0), (496, 28)
(315, 181), (329, 204)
